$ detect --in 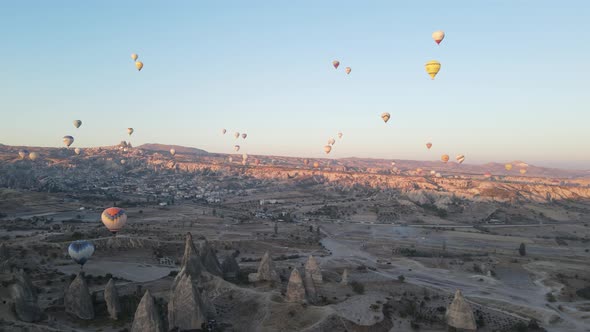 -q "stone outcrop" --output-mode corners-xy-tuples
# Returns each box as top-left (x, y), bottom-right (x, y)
(168, 273), (206, 330)
(248, 251), (279, 283)
(304, 272), (317, 303)
(446, 290), (477, 331)
(181, 232), (204, 277)
(286, 268), (306, 303)
(0, 243), (9, 261)
(341, 269), (349, 285)
(104, 278), (121, 320)
(200, 240), (223, 276)
(131, 290), (163, 332)
(10, 270), (41, 322)
(64, 272), (94, 320)
(221, 254), (240, 280)
(305, 255), (323, 284)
